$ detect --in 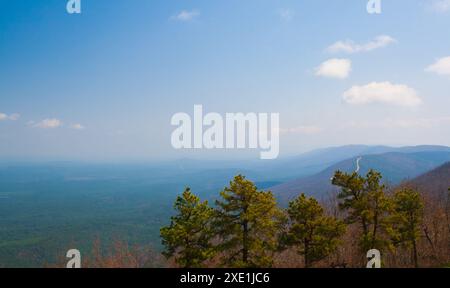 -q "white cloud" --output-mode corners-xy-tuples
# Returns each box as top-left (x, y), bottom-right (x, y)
(0, 113), (20, 121)
(343, 82), (422, 107)
(426, 56), (450, 76)
(170, 10), (200, 22)
(33, 118), (63, 129)
(315, 58), (352, 79)
(431, 0), (450, 13)
(278, 8), (294, 22)
(70, 123), (85, 130)
(327, 35), (396, 54)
